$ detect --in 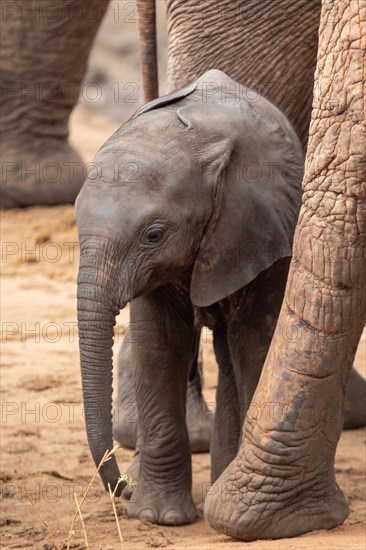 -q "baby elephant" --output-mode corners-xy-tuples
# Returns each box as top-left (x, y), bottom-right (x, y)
(76, 70), (304, 525)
